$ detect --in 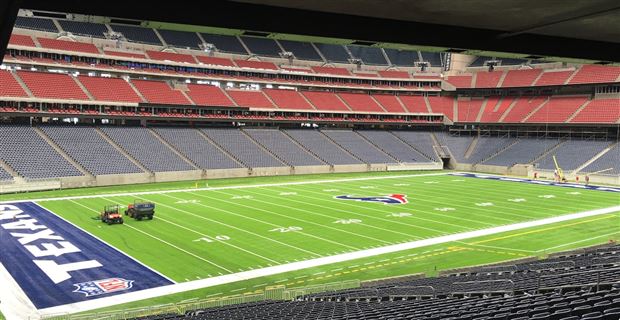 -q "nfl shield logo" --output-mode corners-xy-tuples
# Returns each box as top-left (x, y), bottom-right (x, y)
(73, 278), (134, 297)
